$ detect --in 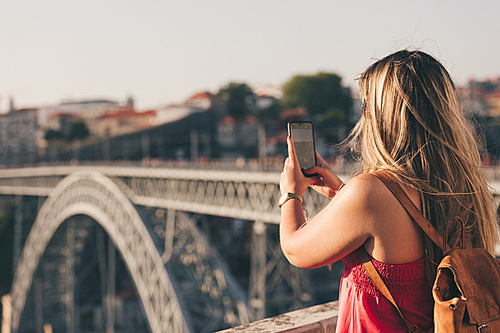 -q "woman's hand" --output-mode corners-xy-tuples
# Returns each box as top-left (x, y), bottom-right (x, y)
(303, 152), (344, 199)
(280, 136), (316, 196)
